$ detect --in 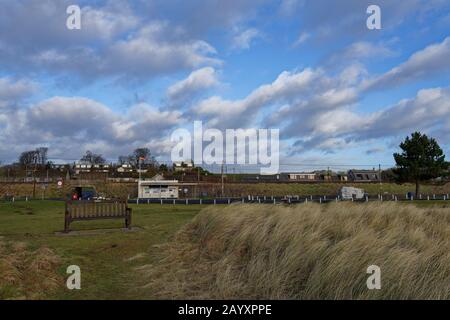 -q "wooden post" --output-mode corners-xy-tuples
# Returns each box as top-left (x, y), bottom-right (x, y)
(64, 201), (70, 233)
